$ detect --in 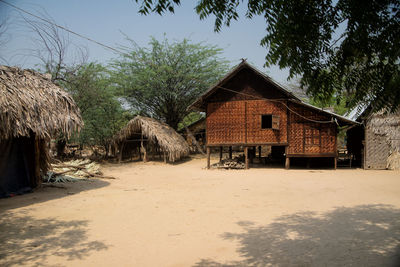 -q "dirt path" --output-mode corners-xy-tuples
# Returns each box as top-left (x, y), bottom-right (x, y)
(1, 157), (400, 266)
